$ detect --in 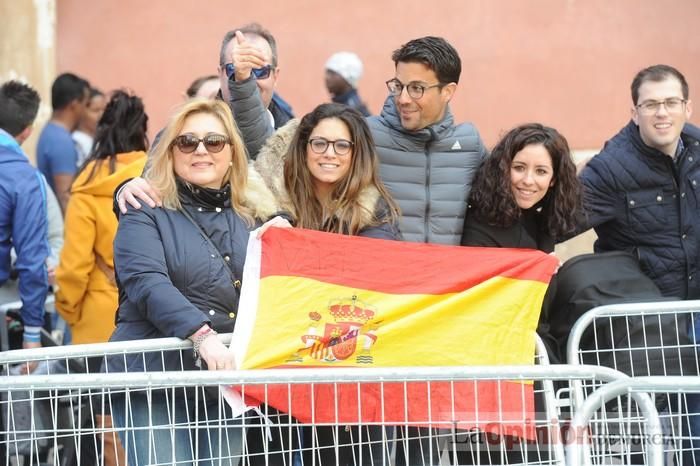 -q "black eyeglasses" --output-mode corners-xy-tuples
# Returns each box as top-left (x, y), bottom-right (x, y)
(308, 137), (354, 155)
(224, 63), (273, 80)
(172, 134), (230, 154)
(385, 78), (444, 99)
